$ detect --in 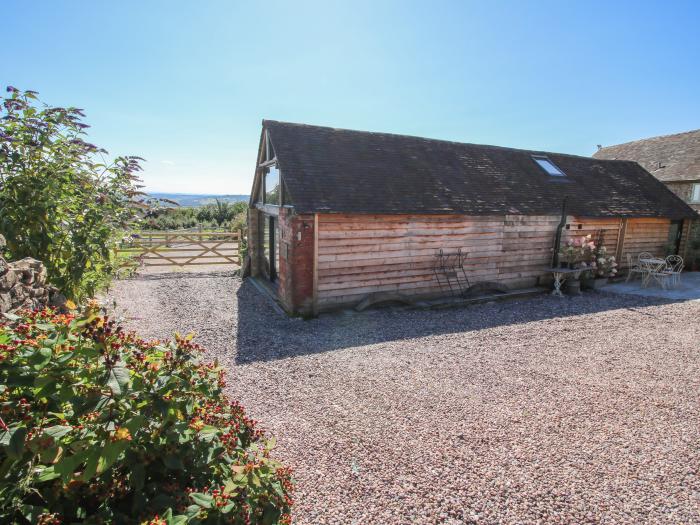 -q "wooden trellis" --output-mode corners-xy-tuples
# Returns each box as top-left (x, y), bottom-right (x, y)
(115, 231), (242, 267)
